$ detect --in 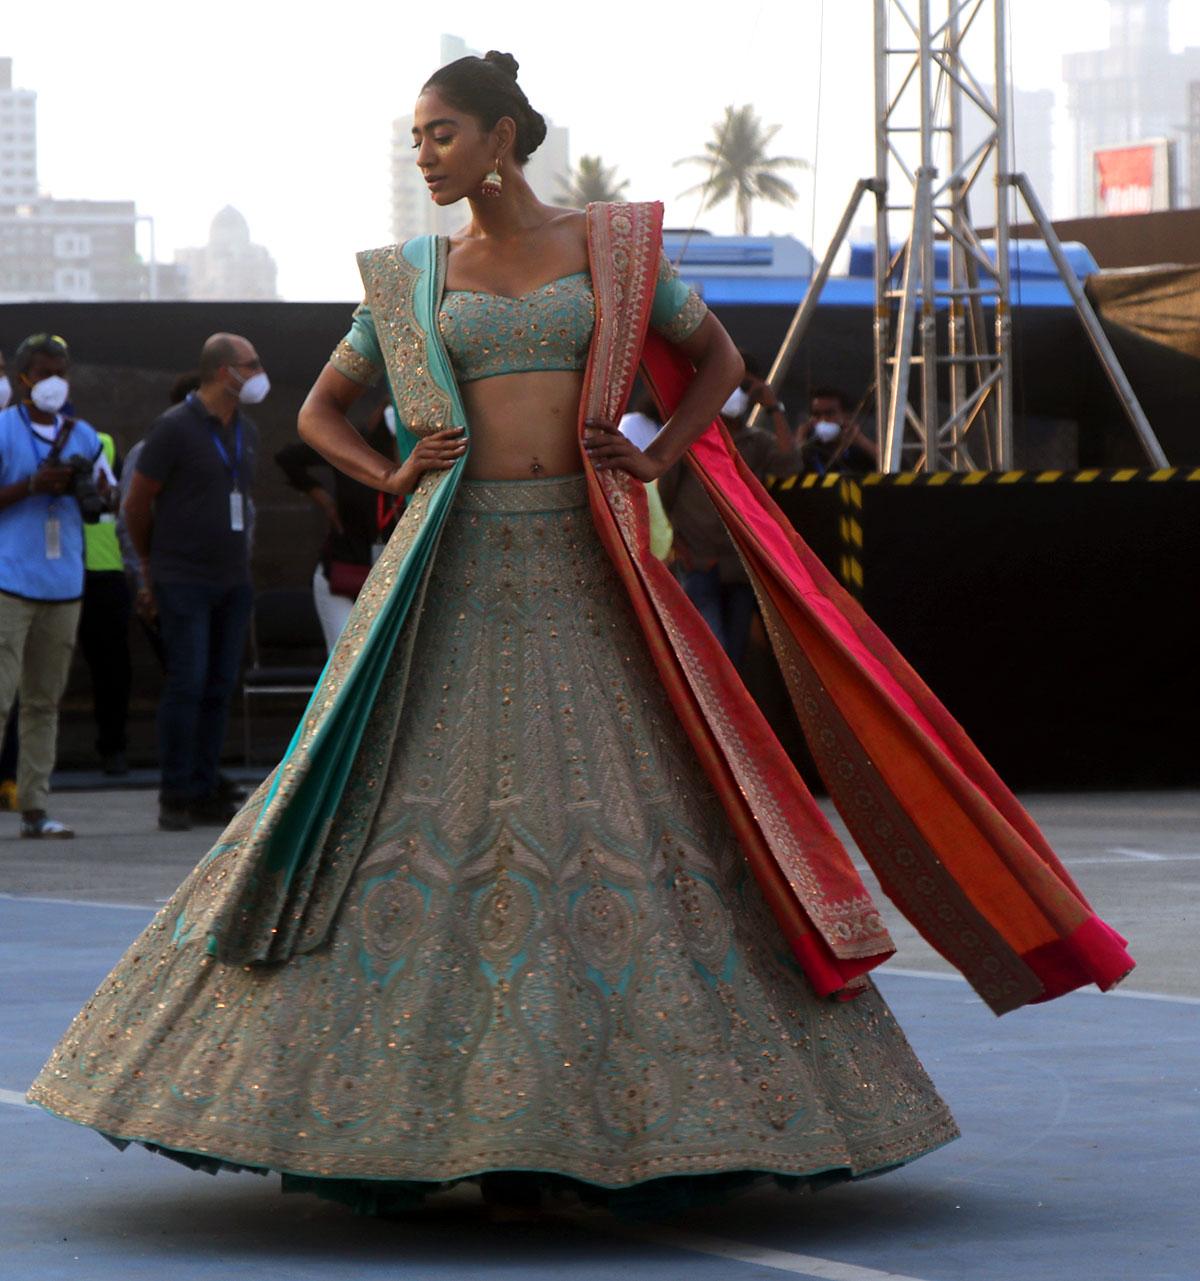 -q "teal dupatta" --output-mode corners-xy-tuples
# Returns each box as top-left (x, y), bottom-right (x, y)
(201, 236), (468, 964)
